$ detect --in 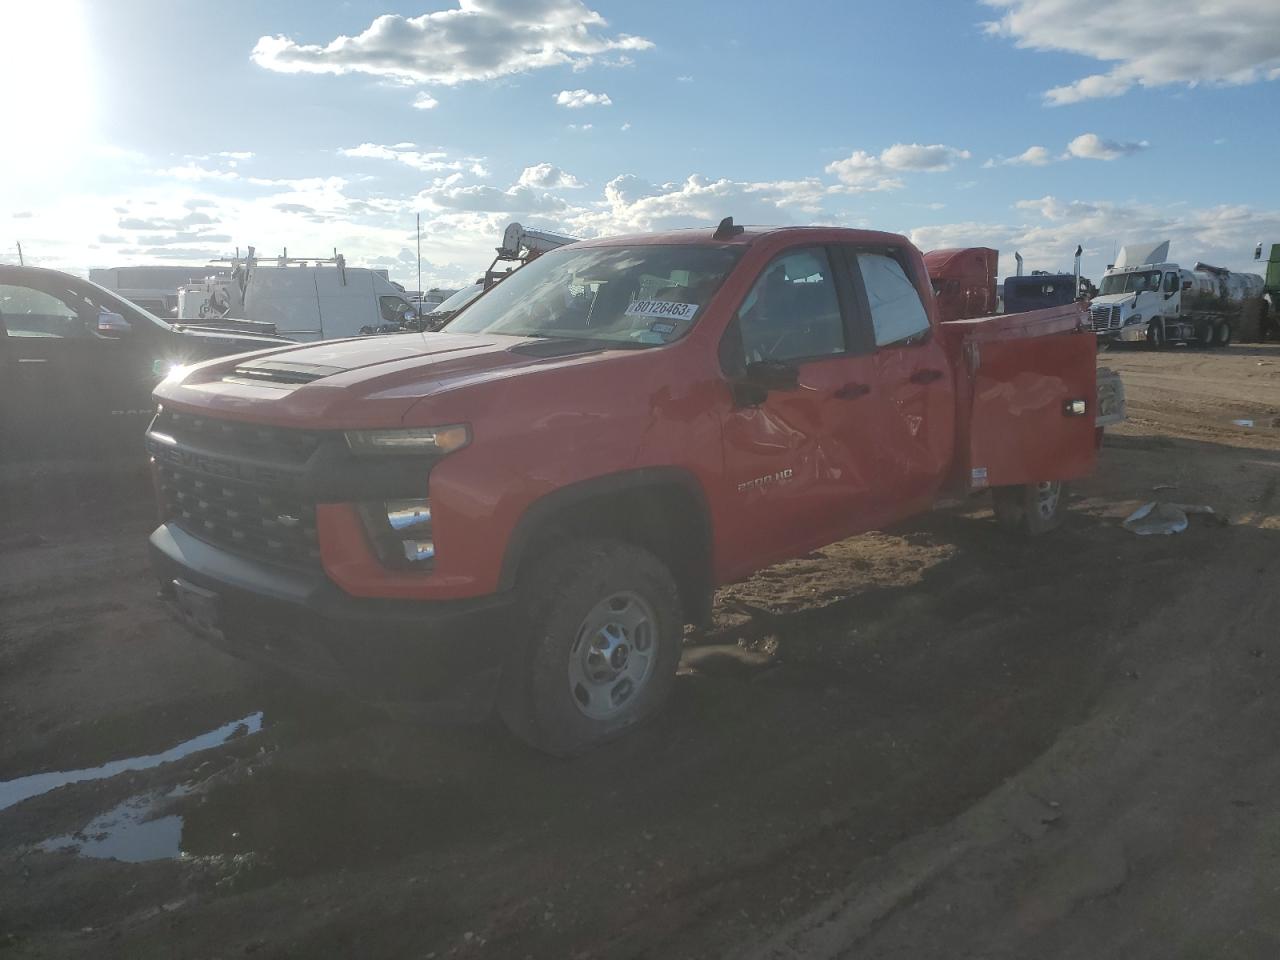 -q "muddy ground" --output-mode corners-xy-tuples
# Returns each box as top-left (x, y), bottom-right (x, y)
(2, 344), (1279, 959)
